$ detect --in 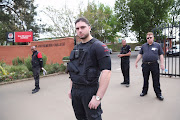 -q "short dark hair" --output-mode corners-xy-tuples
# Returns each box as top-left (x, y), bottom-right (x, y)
(75, 17), (90, 26)
(146, 32), (154, 36)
